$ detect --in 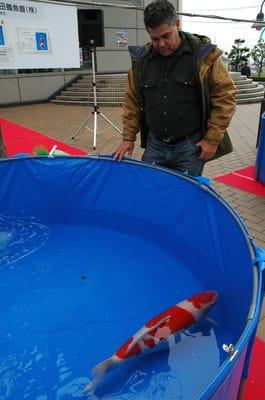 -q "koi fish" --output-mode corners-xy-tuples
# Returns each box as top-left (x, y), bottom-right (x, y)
(85, 290), (217, 392)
